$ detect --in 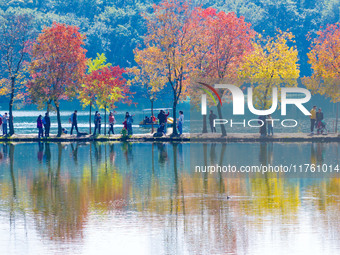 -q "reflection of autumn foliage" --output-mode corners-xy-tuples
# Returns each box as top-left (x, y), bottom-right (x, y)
(84, 165), (131, 211)
(30, 173), (89, 240)
(249, 177), (300, 216)
(26, 161), (130, 241)
(0, 142), (339, 252)
(305, 178), (340, 211)
(303, 178), (340, 243)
